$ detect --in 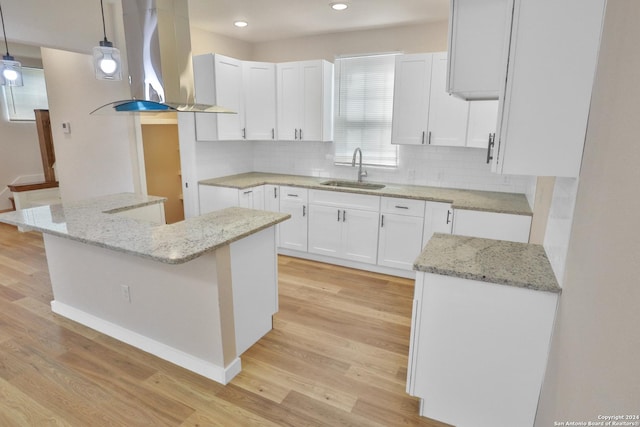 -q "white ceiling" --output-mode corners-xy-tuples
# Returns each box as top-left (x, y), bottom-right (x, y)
(188, 0), (450, 43)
